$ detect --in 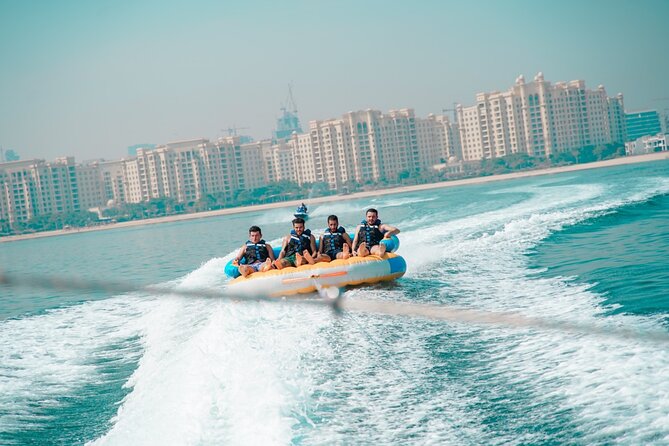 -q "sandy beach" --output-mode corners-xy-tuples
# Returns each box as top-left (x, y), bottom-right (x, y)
(2, 151), (668, 244)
